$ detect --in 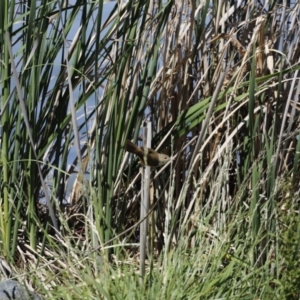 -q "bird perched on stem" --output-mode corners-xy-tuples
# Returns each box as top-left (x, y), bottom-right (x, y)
(125, 140), (170, 167)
